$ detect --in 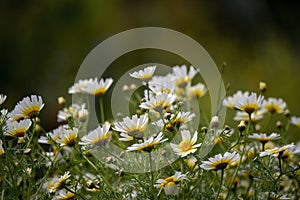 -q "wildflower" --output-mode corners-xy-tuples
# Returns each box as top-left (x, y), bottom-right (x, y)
(82, 78), (113, 95)
(214, 128), (234, 144)
(210, 116), (220, 128)
(57, 103), (85, 122)
(170, 130), (201, 157)
(200, 152), (240, 171)
(0, 94), (7, 105)
(9, 95), (44, 121)
(261, 98), (287, 114)
(126, 132), (167, 152)
(185, 156), (197, 168)
(68, 78), (94, 94)
(5, 119), (32, 137)
(49, 171), (71, 193)
(113, 114), (148, 140)
(233, 92), (264, 114)
(290, 116), (300, 128)
(0, 139), (4, 156)
(259, 143), (295, 157)
(155, 171), (187, 196)
(248, 133), (281, 144)
(54, 190), (75, 200)
(172, 65), (197, 89)
(129, 65), (156, 81)
(187, 83), (207, 99)
(57, 127), (78, 147)
(223, 91), (249, 110)
(233, 110), (264, 122)
(158, 112), (195, 131)
(237, 120), (247, 132)
(149, 74), (176, 94)
(79, 124), (111, 145)
(140, 92), (176, 113)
